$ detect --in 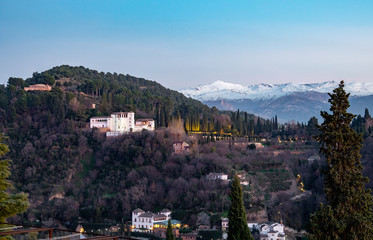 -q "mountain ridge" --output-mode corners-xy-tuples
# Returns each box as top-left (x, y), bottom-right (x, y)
(180, 80), (373, 122)
(180, 80), (373, 101)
